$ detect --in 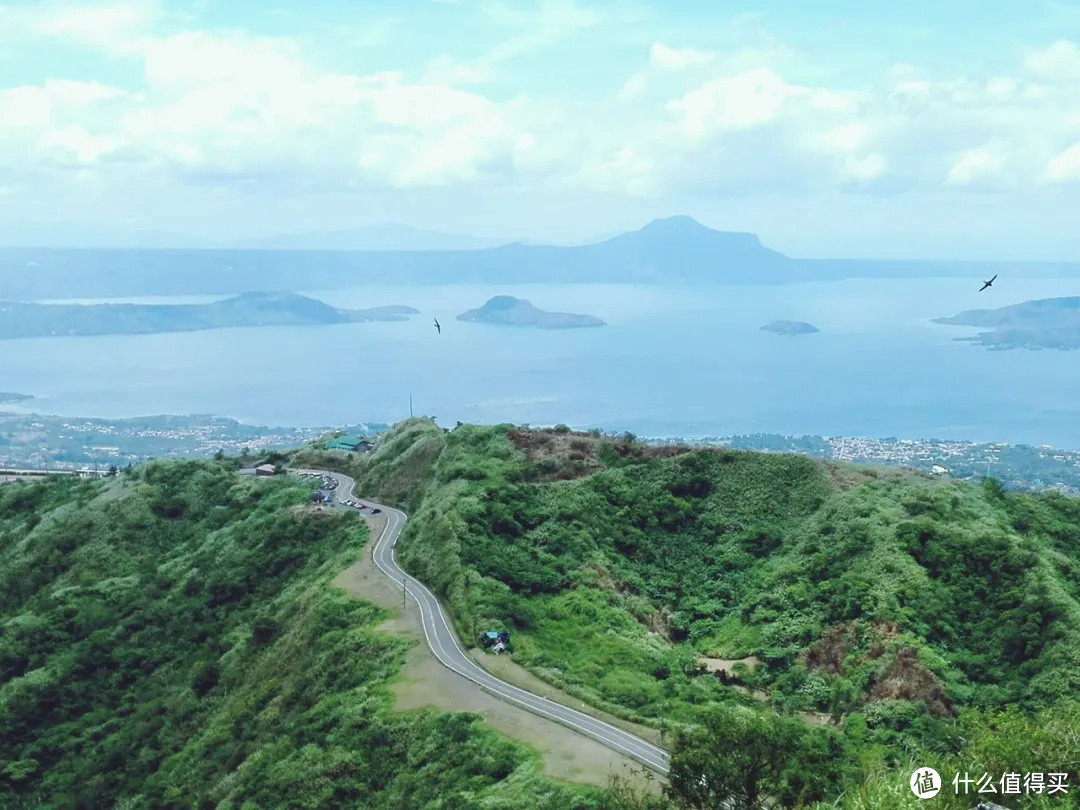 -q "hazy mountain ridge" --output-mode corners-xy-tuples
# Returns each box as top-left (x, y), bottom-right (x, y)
(934, 296), (1080, 349)
(7, 216), (1071, 301)
(232, 223), (514, 251)
(457, 296), (605, 329)
(0, 291), (418, 340)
